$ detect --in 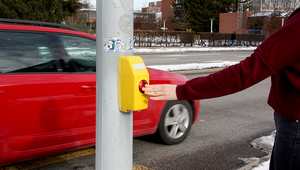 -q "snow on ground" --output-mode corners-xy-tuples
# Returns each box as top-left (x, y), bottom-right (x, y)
(147, 61), (239, 72)
(250, 131), (276, 155)
(134, 45), (274, 170)
(251, 160), (271, 170)
(242, 131), (275, 170)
